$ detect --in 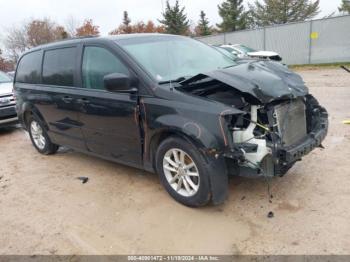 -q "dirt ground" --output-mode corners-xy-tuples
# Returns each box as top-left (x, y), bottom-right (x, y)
(0, 68), (349, 255)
